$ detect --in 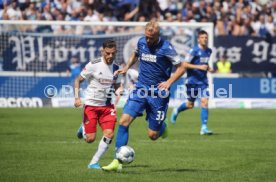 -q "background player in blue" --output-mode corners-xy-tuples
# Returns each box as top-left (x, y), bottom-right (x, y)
(170, 30), (213, 135)
(102, 21), (186, 171)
